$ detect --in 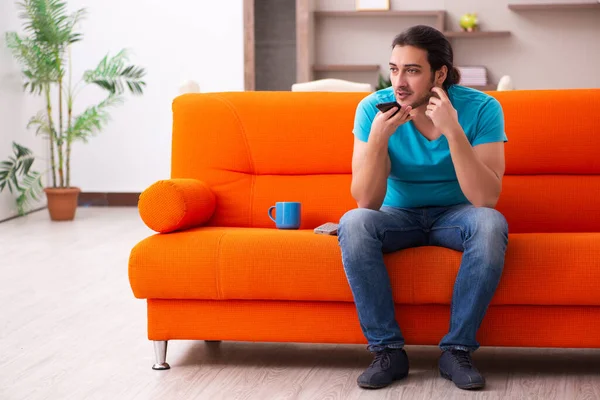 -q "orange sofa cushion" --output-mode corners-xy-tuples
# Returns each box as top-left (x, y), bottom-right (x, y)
(493, 89), (600, 175)
(167, 90), (600, 233)
(129, 228), (600, 306)
(171, 89), (600, 177)
(138, 179), (216, 233)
